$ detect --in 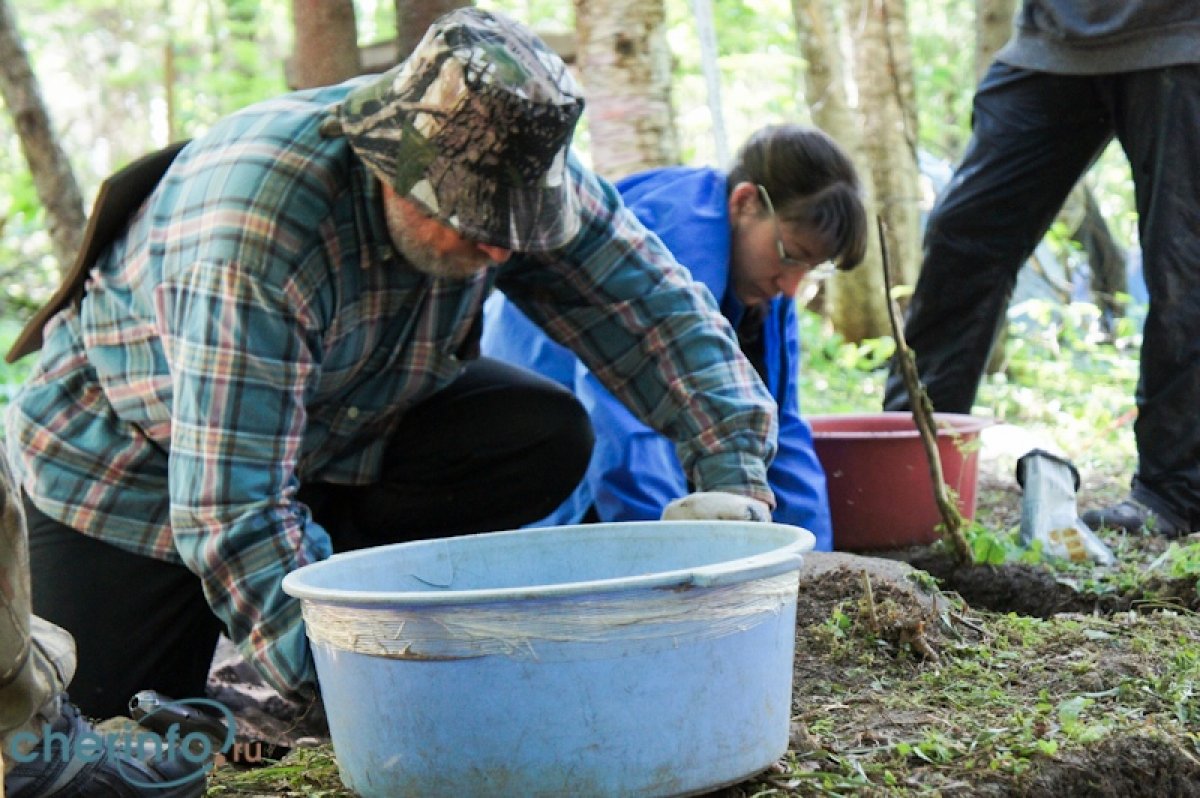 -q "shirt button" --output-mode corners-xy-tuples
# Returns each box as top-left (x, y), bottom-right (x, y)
(347, 407), (360, 419)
